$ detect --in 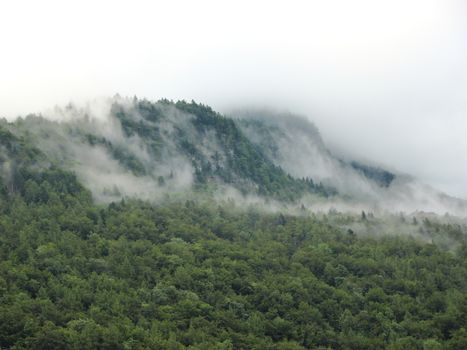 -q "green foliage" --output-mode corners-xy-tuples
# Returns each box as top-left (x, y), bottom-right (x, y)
(0, 172), (465, 349)
(0, 103), (466, 349)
